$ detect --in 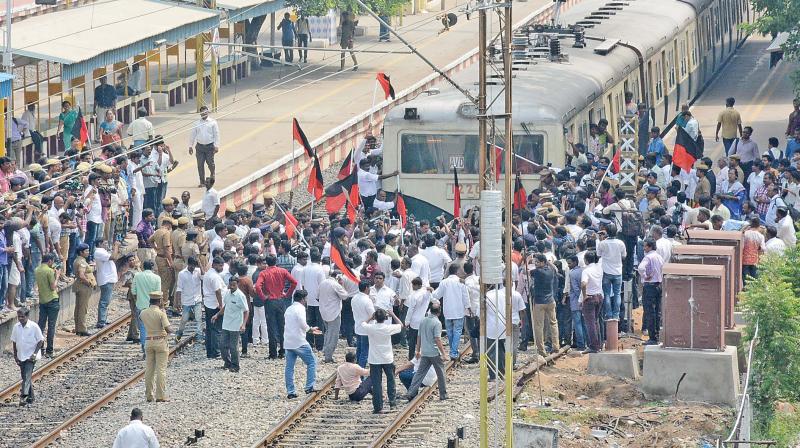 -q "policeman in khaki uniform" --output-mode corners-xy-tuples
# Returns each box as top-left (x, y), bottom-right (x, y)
(192, 212), (209, 269)
(149, 218), (175, 309)
(181, 230), (202, 273)
(171, 217), (190, 310)
(140, 291), (171, 402)
(261, 191), (279, 223)
(73, 243), (96, 336)
(157, 198), (177, 228)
